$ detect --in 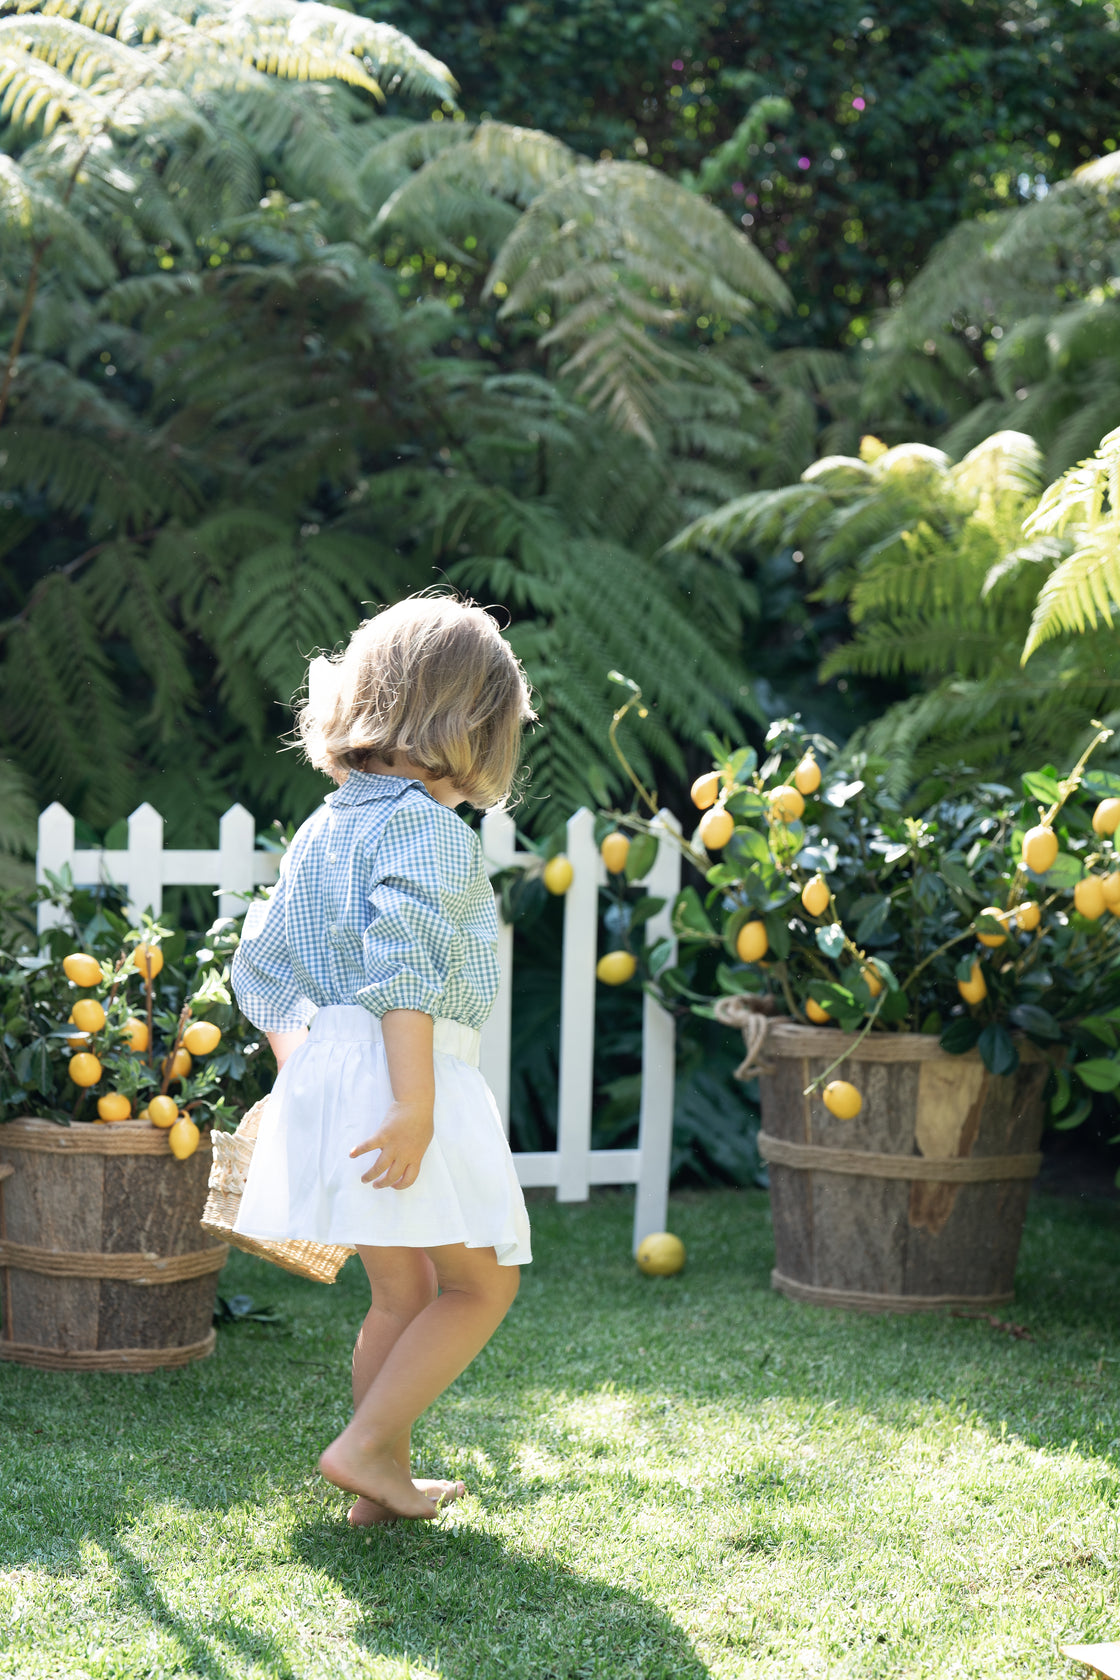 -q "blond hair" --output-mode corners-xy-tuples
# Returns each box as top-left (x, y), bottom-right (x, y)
(297, 596), (534, 809)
